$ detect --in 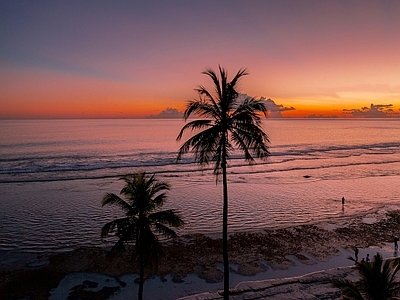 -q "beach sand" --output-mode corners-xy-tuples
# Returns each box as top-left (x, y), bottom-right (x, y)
(1, 206), (400, 300)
